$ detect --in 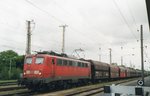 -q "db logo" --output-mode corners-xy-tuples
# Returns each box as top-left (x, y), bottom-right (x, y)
(137, 80), (144, 86)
